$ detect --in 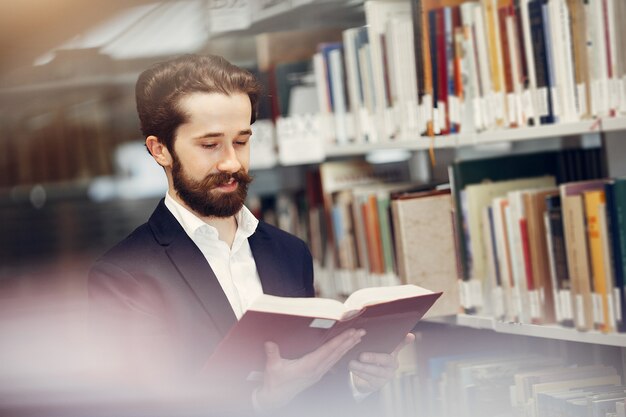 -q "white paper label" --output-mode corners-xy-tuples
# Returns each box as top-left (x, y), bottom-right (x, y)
(472, 97), (483, 130)
(561, 290), (573, 321)
(551, 87), (560, 117)
(276, 114), (326, 165)
(592, 292), (603, 325)
(207, 0), (251, 33)
(529, 290), (541, 320)
(577, 83), (588, 116)
(607, 294), (616, 329)
(553, 290), (562, 323)
(460, 280), (472, 309)
(449, 95), (461, 125)
(522, 89), (535, 121)
(619, 76), (626, 113)
(471, 279), (484, 308)
(535, 87), (549, 118)
(610, 78), (621, 110)
(494, 93), (506, 121)
(506, 93), (519, 124)
(576, 294), (585, 328)
(615, 288), (623, 322)
(492, 286), (505, 319)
